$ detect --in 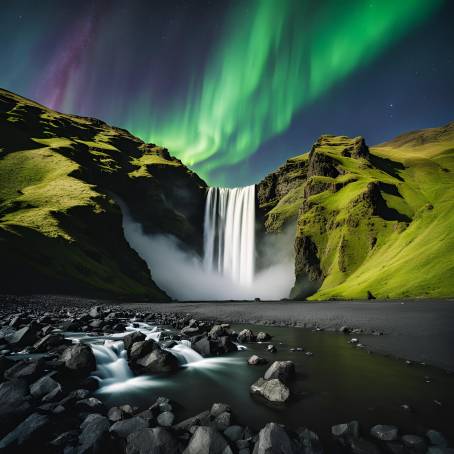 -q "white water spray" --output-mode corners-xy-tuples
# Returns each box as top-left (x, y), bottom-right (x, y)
(203, 185), (255, 285)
